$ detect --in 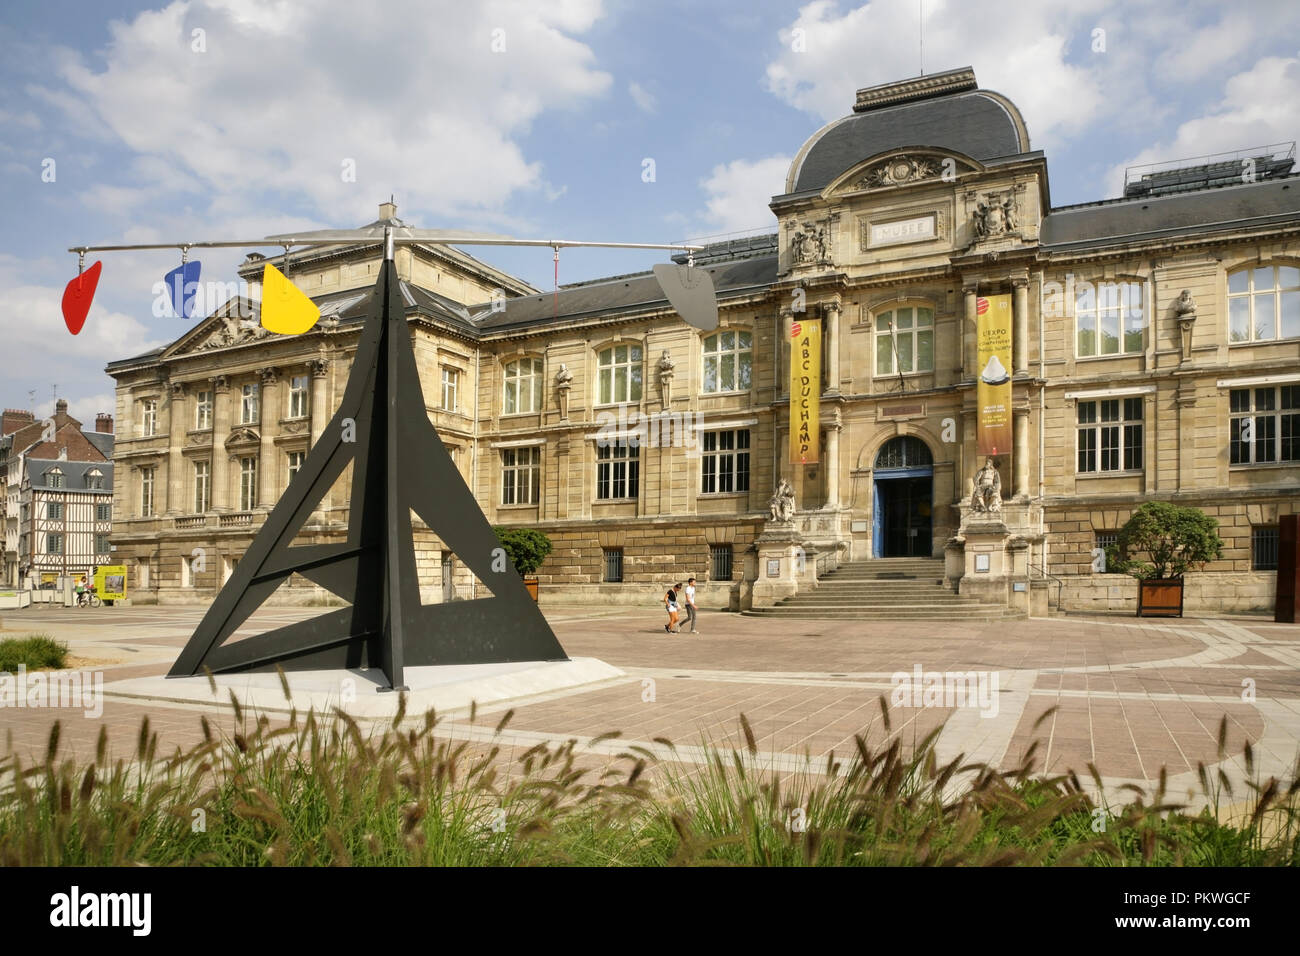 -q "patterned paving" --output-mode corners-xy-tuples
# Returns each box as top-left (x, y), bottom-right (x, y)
(2, 604), (1298, 803)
